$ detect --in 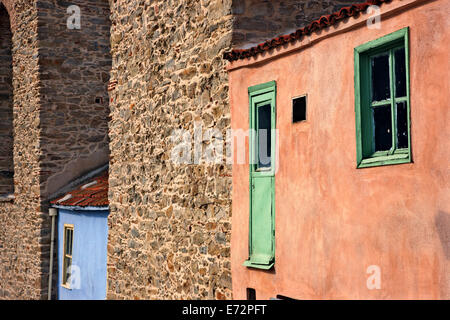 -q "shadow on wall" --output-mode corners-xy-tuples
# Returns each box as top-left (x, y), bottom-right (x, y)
(0, 3), (14, 197)
(231, 0), (367, 48)
(38, 0), (112, 199)
(435, 211), (450, 260)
